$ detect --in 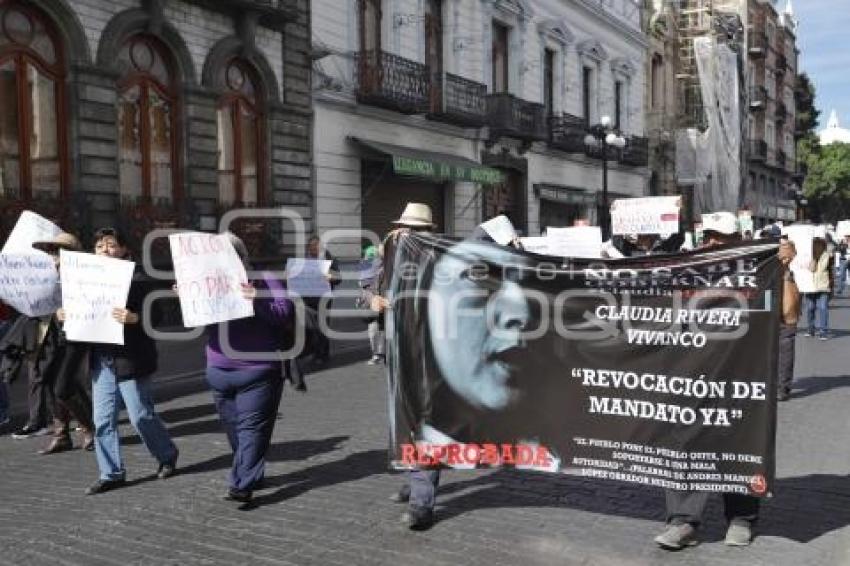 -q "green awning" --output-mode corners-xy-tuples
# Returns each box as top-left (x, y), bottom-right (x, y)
(350, 137), (505, 185)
